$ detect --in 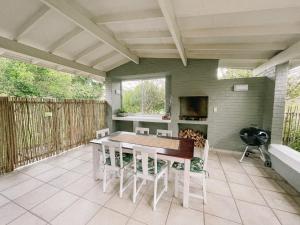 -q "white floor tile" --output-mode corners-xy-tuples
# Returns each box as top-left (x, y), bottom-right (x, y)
(15, 183), (58, 209)
(2, 178), (43, 200)
(87, 207), (128, 225)
(58, 158), (85, 170)
(64, 176), (99, 196)
(166, 199), (204, 225)
(236, 200), (281, 225)
(250, 176), (286, 193)
(49, 171), (82, 189)
(51, 198), (100, 225)
(225, 171), (254, 187)
(206, 178), (232, 197)
(274, 209), (300, 225)
(0, 172), (31, 191)
(132, 194), (171, 225)
(71, 162), (93, 175)
(260, 190), (300, 214)
(229, 183), (266, 205)
(35, 167), (67, 182)
(0, 202), (26, 225)
(31, 190), (78, 222)
(204, 193), (241, 223)
(19, 163), (53, 177)
(204, 213), (241, 225)
(0, 194), (9, 207)
(8, 212), (47, 225)
(126, 219), (146, 225)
